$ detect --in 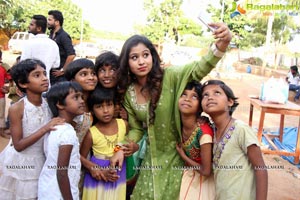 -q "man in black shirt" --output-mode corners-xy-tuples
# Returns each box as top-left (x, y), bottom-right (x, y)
(47, 10), (76, 85)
